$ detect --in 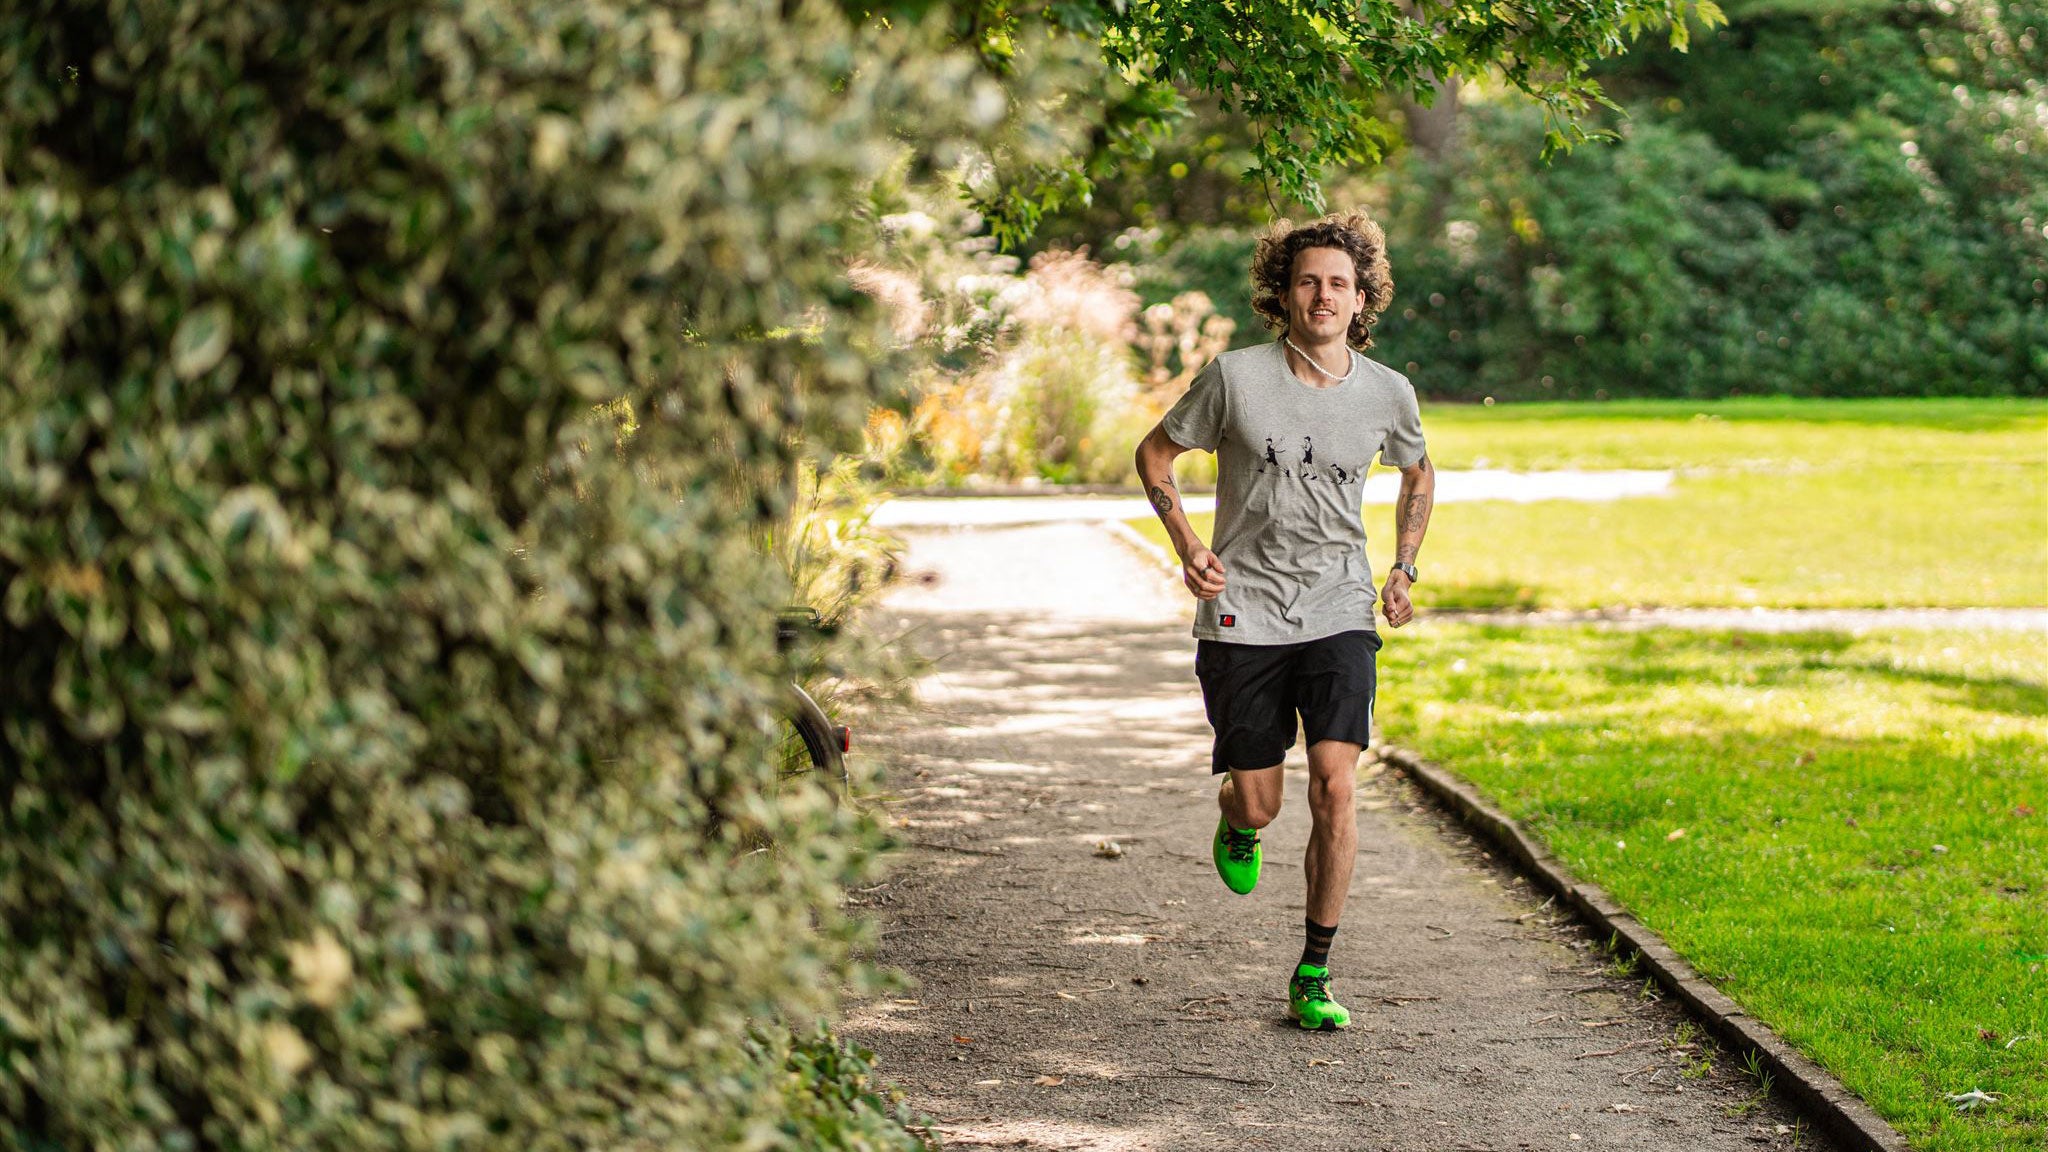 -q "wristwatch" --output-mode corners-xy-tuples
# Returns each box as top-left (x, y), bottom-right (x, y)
(1390, 562), (1419, 584)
